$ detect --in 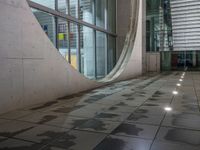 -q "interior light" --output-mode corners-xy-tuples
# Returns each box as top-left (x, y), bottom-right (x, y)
(177, 83), (181, 87)
(179, 79), (183, 82)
